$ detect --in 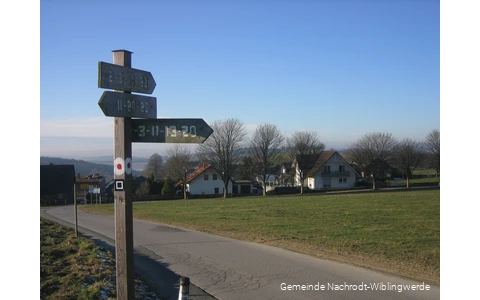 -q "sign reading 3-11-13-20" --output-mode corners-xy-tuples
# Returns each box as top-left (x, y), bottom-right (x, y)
(131, 118), (213, 144)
